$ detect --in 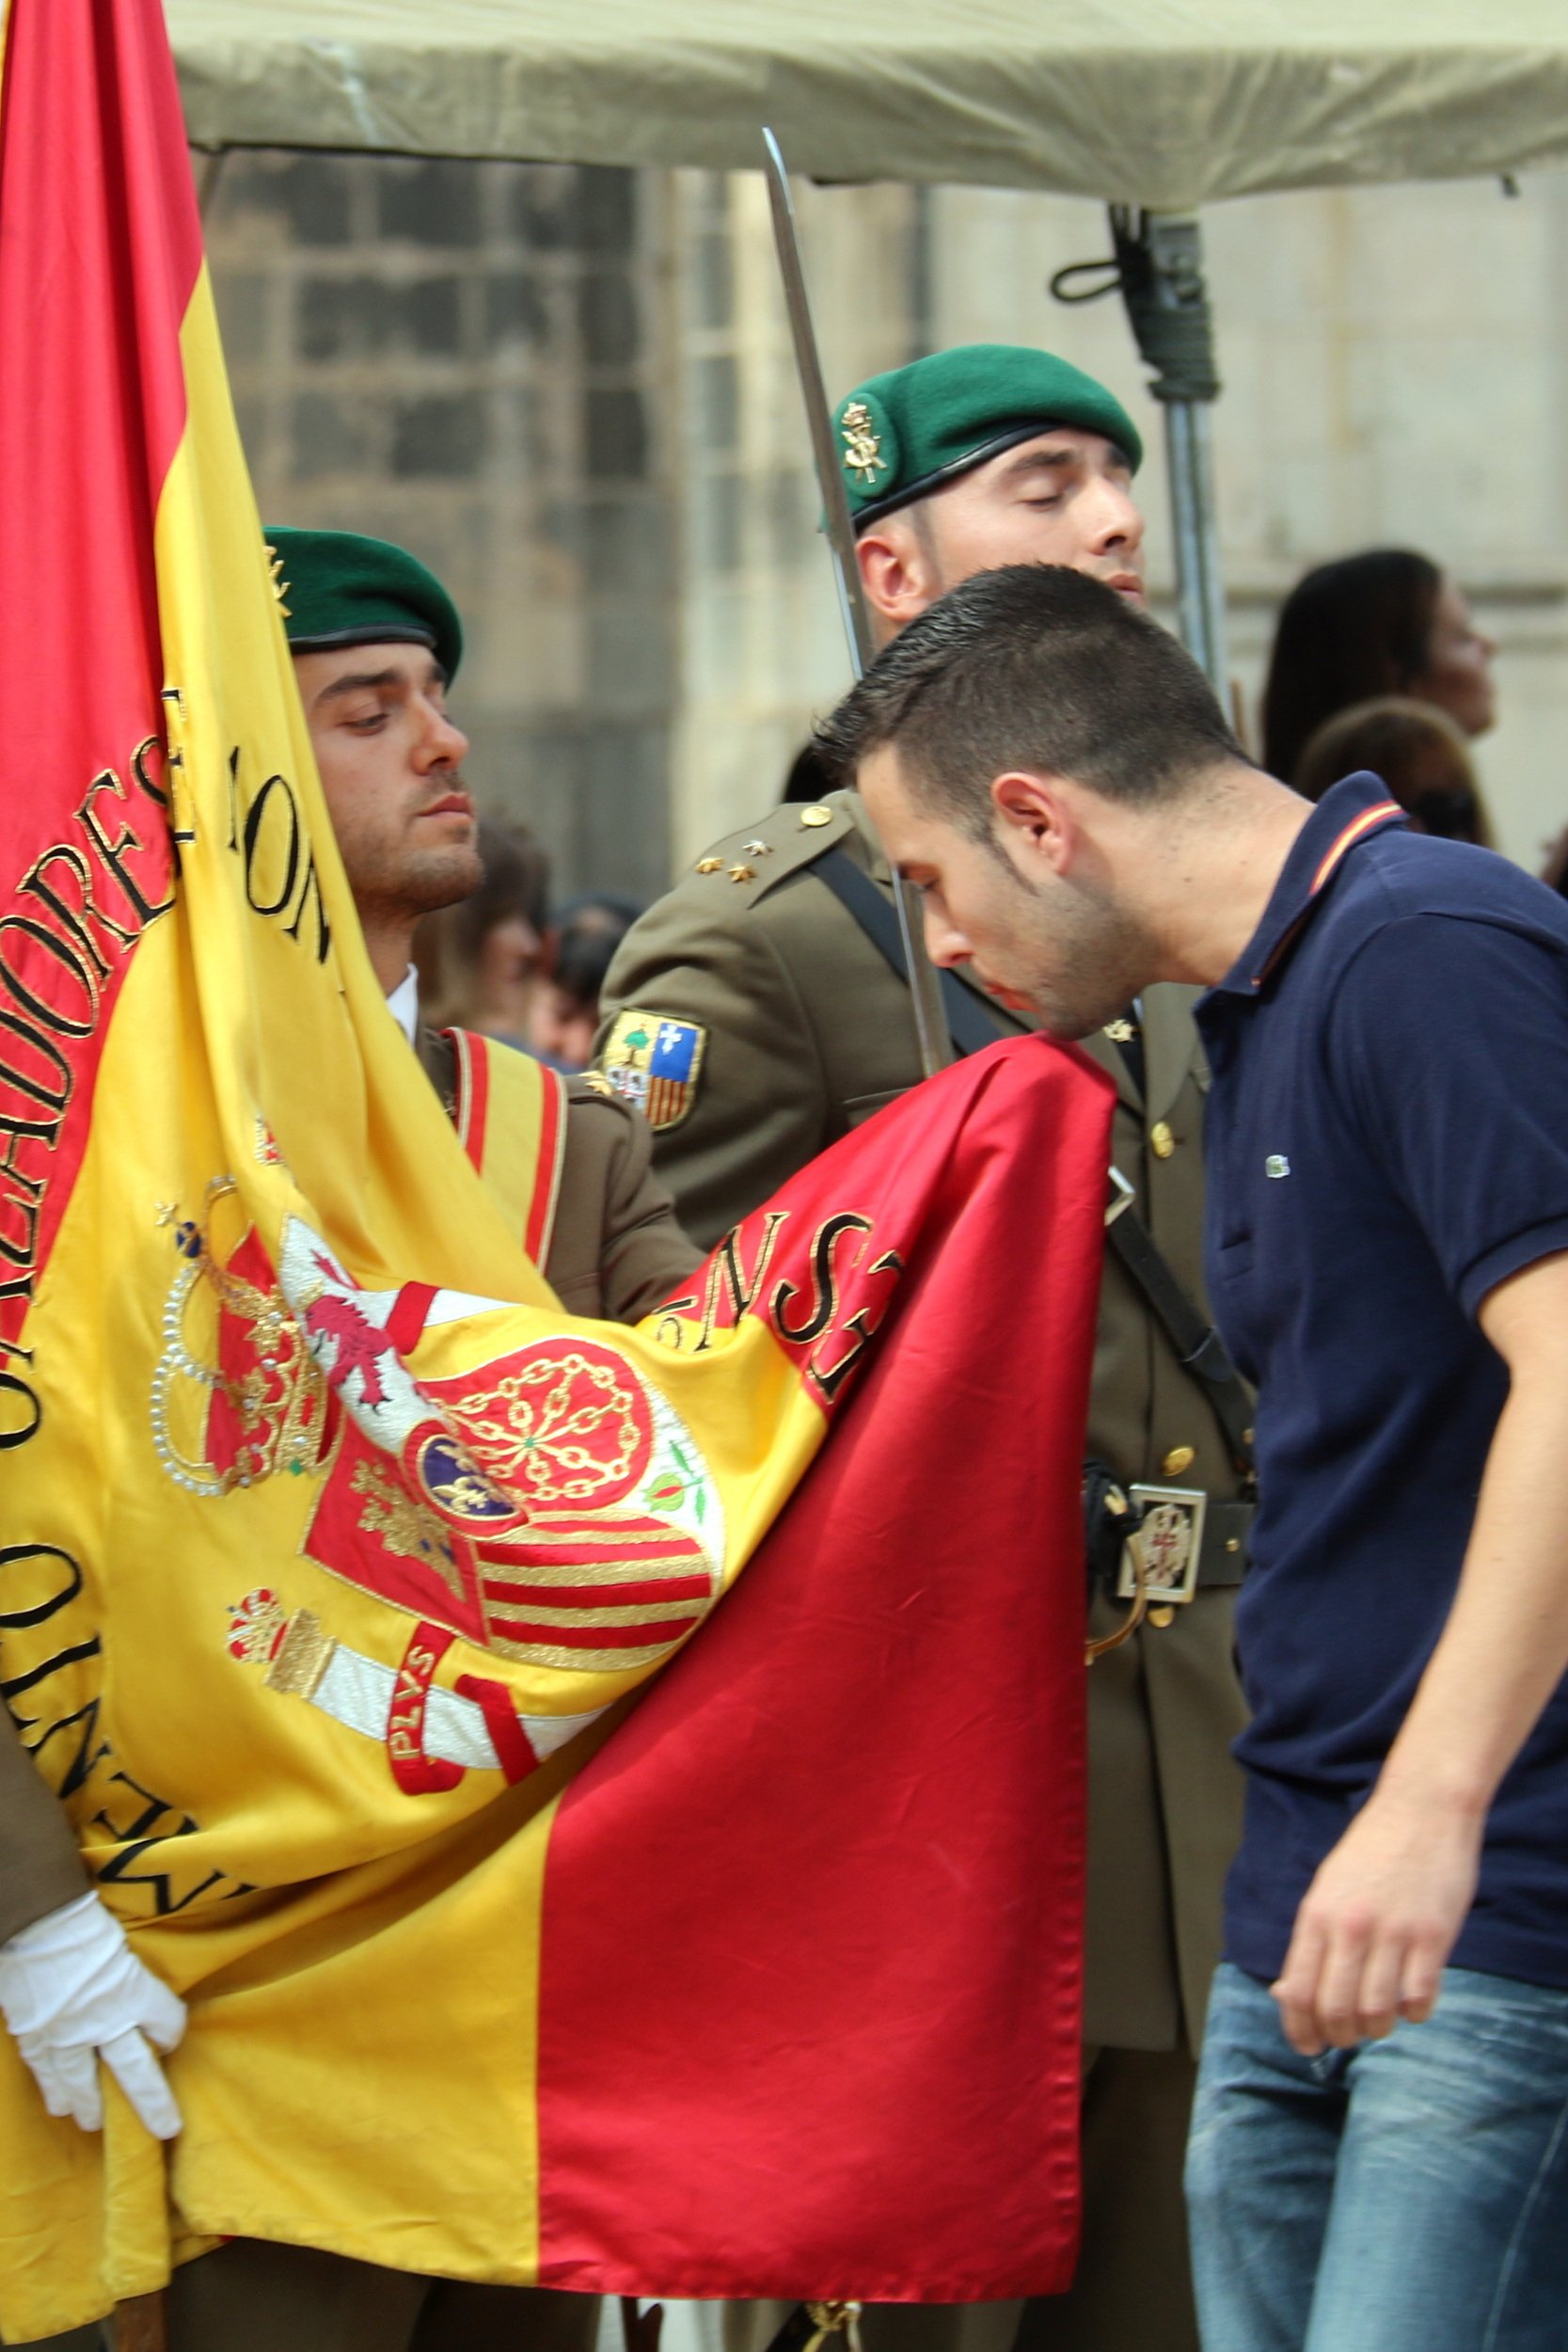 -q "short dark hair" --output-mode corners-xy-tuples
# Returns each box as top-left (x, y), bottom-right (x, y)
(815, 566), (1243, 832)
